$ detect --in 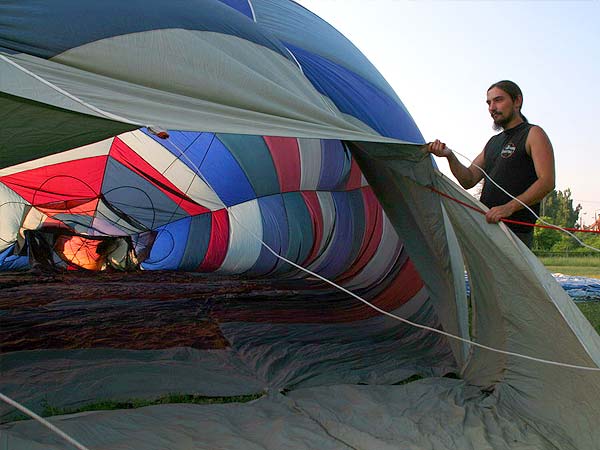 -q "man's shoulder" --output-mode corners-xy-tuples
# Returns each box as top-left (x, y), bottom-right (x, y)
(525, 124), (554, 155)
(511, 122), (541, 140)
(526, 124), (549, 140)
